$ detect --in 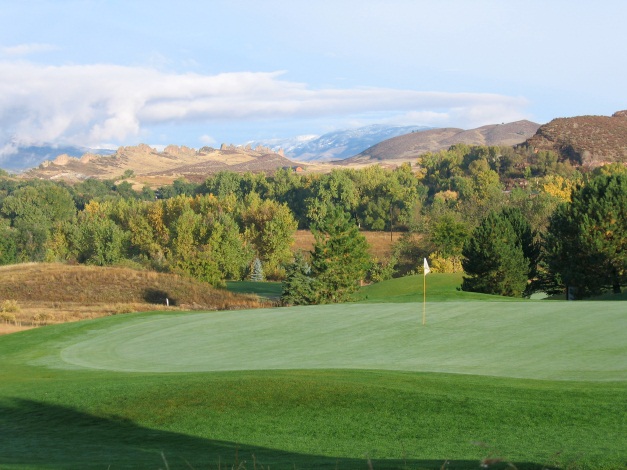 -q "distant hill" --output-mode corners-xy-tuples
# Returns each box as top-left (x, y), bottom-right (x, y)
(250, 124), (431, 162)
(0, 144), (115, 172)
(339, 120), (540, 165)
(524, 110), (627, 167)
(20, 143), (301, 186)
